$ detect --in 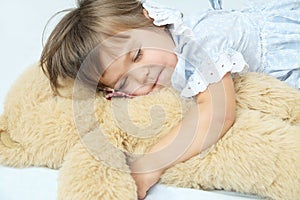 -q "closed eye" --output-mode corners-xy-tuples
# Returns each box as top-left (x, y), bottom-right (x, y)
(116, 76), (128, 91)
(133, 48), (142, 62)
